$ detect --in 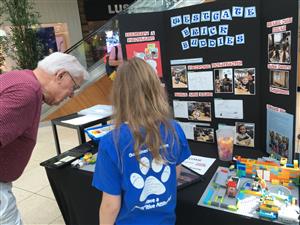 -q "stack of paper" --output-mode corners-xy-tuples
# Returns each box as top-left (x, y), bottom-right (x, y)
(61, 114), (107, 125)
(182, 155), (216, 175)
(78, 105), (113, 117)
